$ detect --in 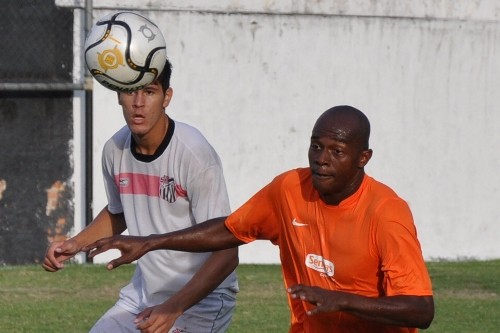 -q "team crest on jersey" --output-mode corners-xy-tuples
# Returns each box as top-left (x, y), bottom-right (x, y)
(305, 254), (334, 277)
(159, 175), (187, 203)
